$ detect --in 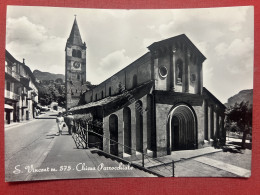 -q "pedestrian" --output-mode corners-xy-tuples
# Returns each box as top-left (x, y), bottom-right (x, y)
(56, 112), (65, 136)
(65, 112), (75, 135)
